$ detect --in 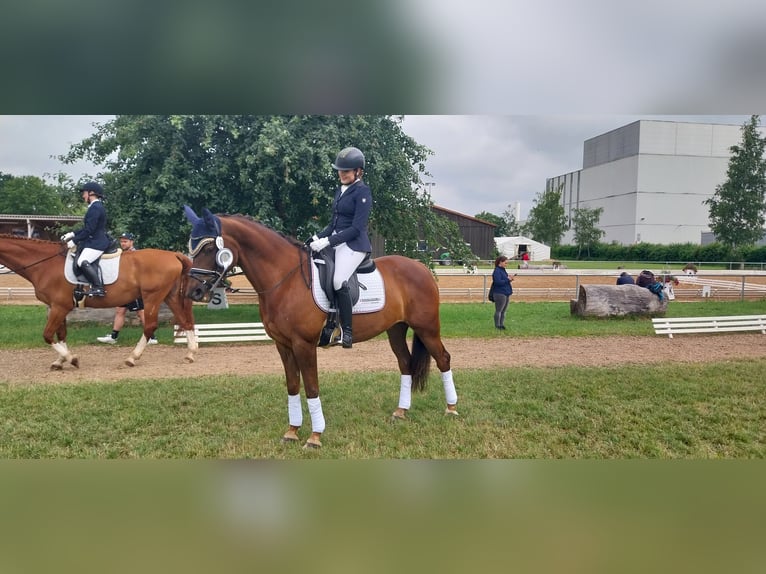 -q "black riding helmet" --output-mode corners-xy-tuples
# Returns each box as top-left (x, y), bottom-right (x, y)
(331, 147), (365, 170)
(80, 181), (105, 197)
